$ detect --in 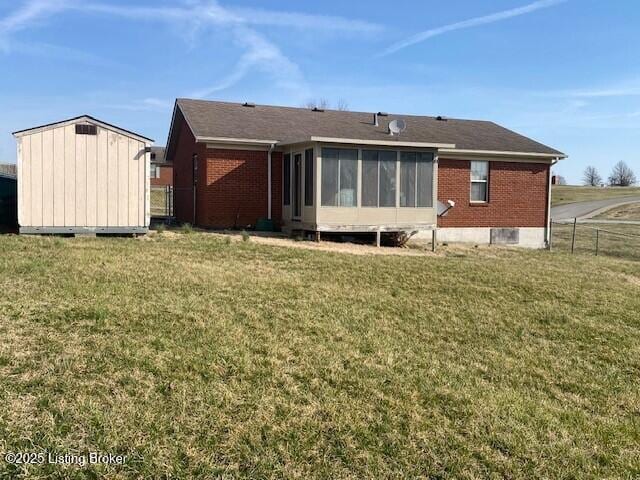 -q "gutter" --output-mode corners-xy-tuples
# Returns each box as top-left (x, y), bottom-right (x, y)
(546, 157), (560, 248)
(268, 143), (275, 220)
